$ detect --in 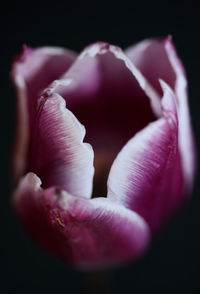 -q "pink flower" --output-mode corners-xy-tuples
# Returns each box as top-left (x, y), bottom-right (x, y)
(11, 37), (195, 269)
